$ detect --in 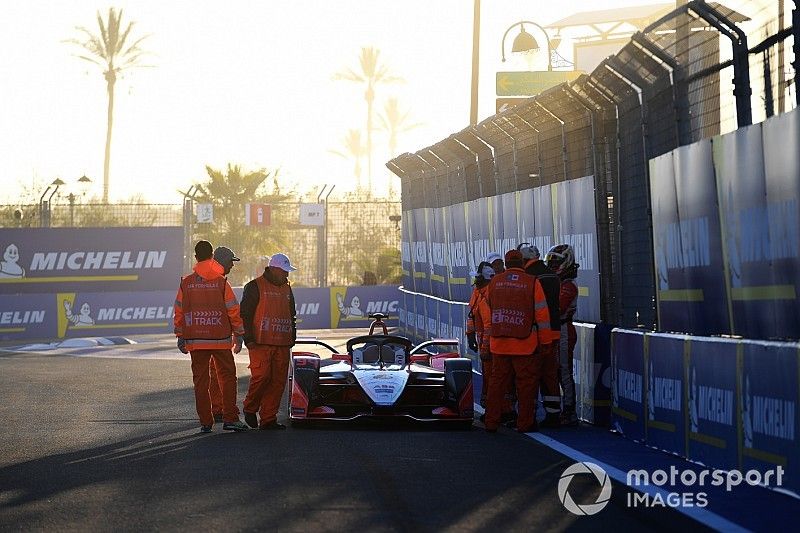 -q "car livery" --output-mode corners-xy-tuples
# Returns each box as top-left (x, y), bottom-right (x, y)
(289, 313), (473, 428)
